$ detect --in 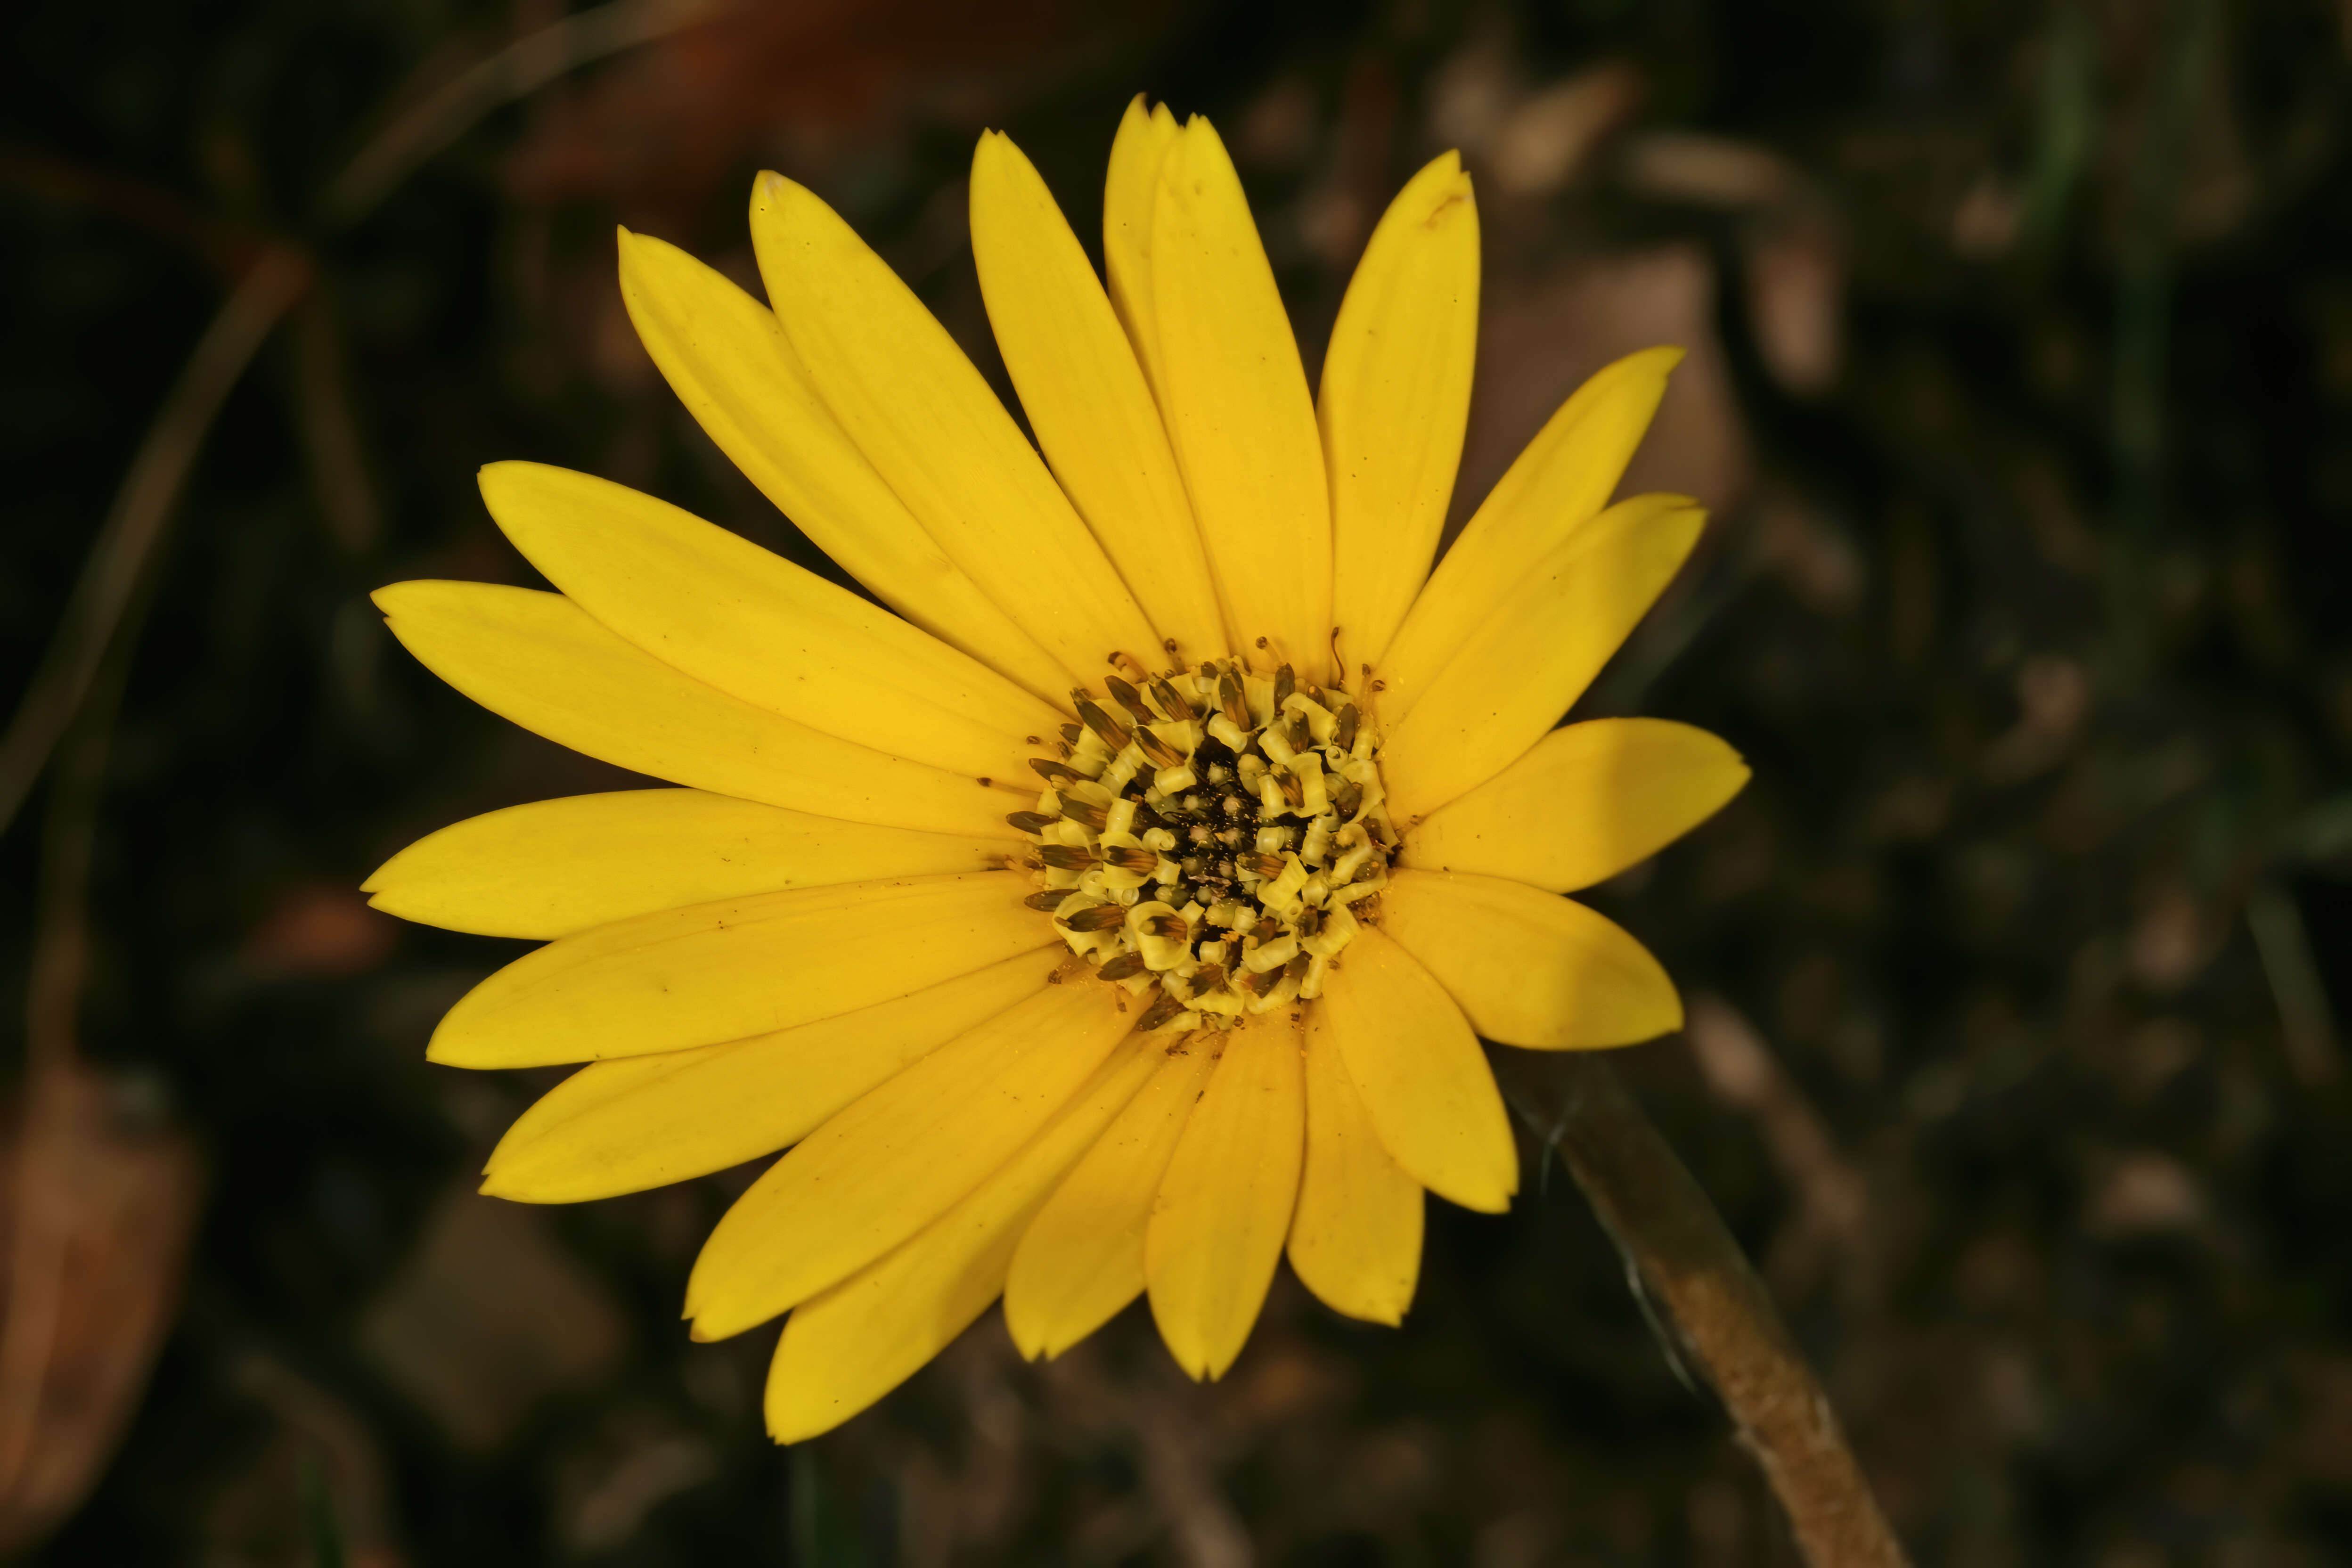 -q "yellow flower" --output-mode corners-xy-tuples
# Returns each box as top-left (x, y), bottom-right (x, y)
(364, 98), (1748, 1443)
